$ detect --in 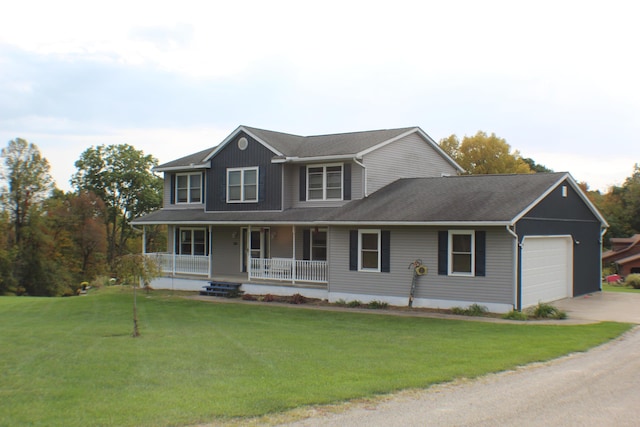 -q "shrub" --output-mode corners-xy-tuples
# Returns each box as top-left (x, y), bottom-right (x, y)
(451, 304), (488, 316)
(242, 293), (257, 301)
(367, 300), (389, 309)
(529, 302), (567, 319)
(347, 300), (362, 308)
(334, 299), (347, 306)
(262, 294), (275, 302)
(289, 293), (307, 304)
(502, 310), (528, 321)
(625, 274), (640, 289)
